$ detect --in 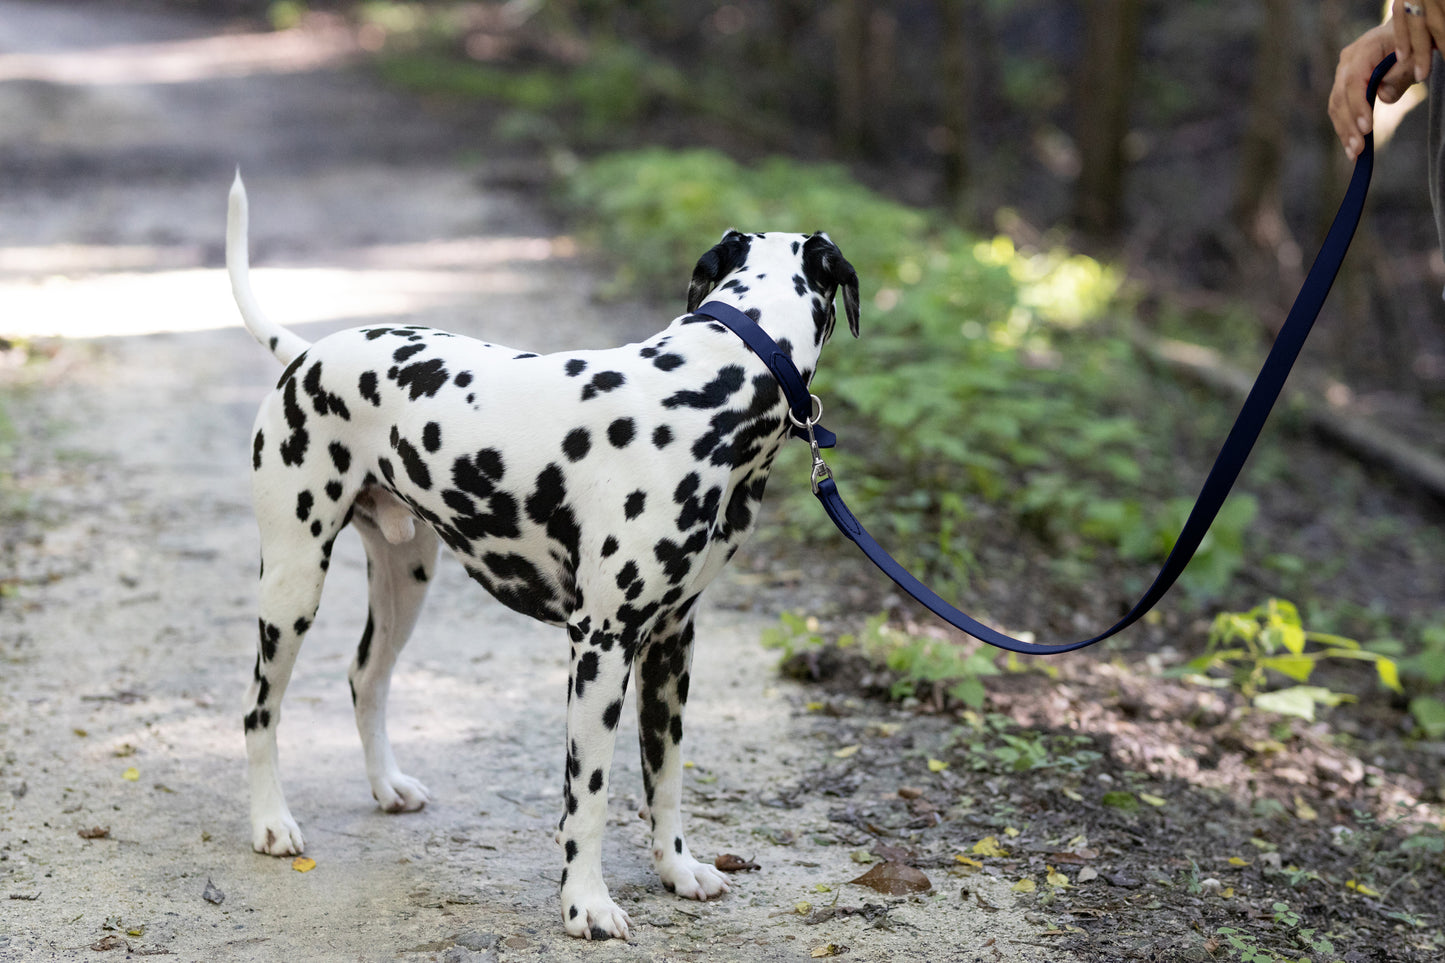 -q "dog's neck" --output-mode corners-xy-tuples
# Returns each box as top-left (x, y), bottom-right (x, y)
(700, 286), (834, 384)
